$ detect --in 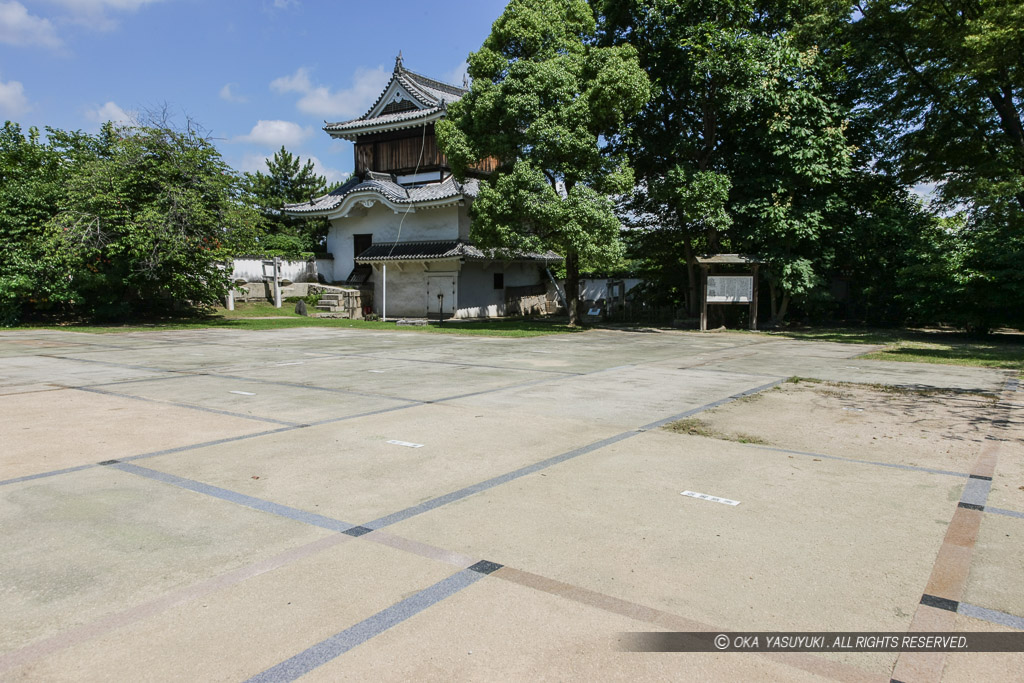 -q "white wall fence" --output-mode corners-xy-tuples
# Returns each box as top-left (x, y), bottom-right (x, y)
(230, 256), (334, 284)
(579, 277), (643, 302)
